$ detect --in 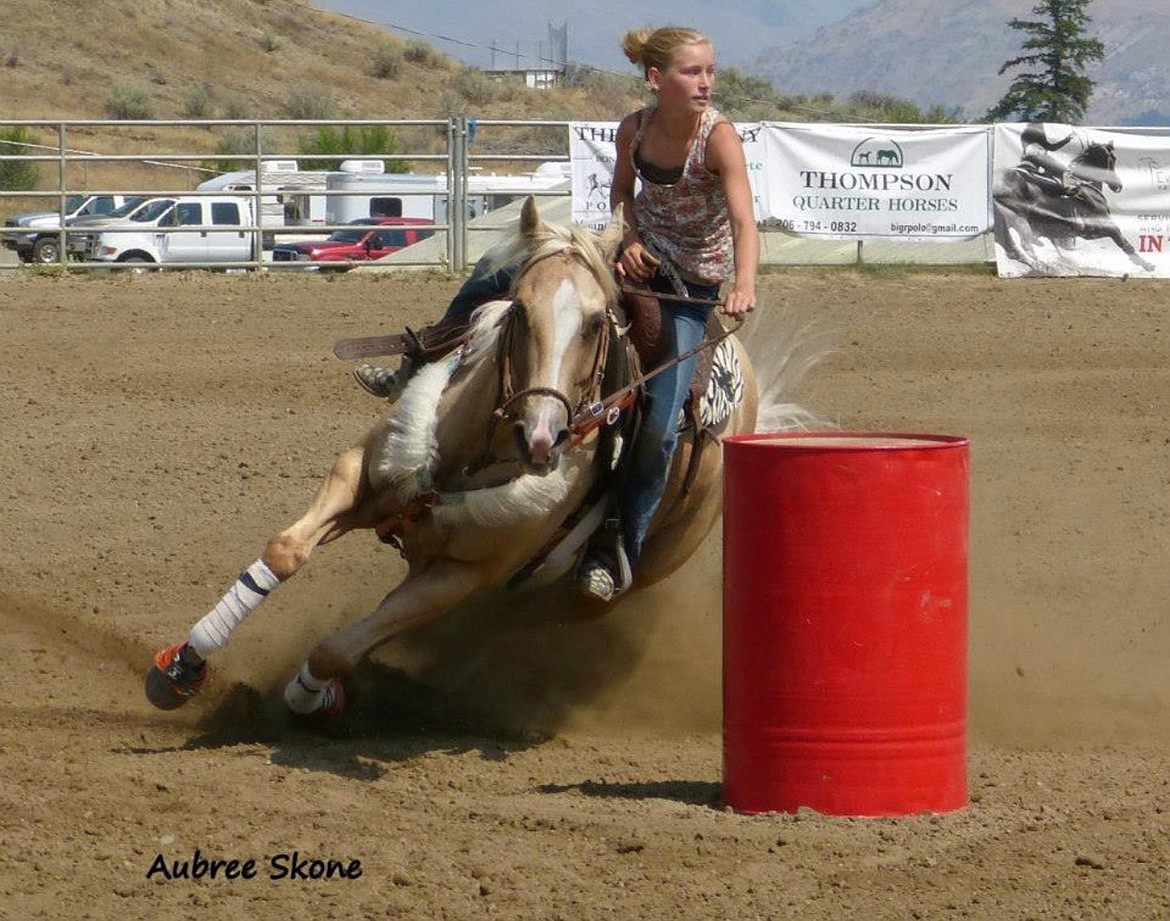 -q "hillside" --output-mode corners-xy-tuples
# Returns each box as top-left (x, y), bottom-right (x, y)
(0, 0), (648, 190)
(753, 0), (1170, 125)
(2, 0), (653, 122)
